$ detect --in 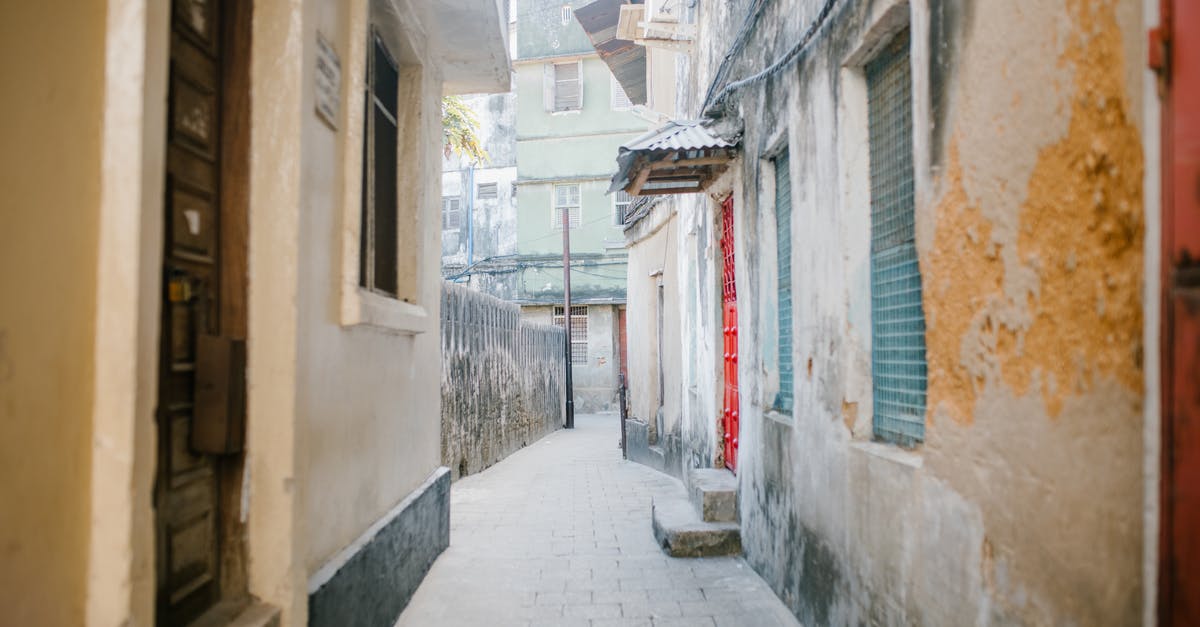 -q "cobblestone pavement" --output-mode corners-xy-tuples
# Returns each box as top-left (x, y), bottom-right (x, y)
(396, 413), (801, 627)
